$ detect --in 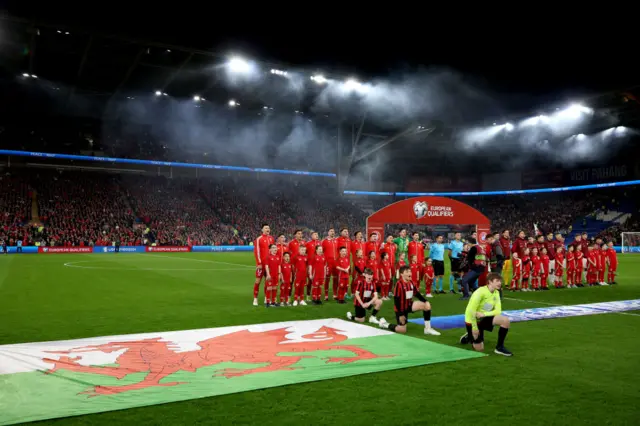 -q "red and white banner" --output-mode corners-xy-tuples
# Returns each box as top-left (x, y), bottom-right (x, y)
(146, 246), (191, 253)
(38, 247), (93, 254)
